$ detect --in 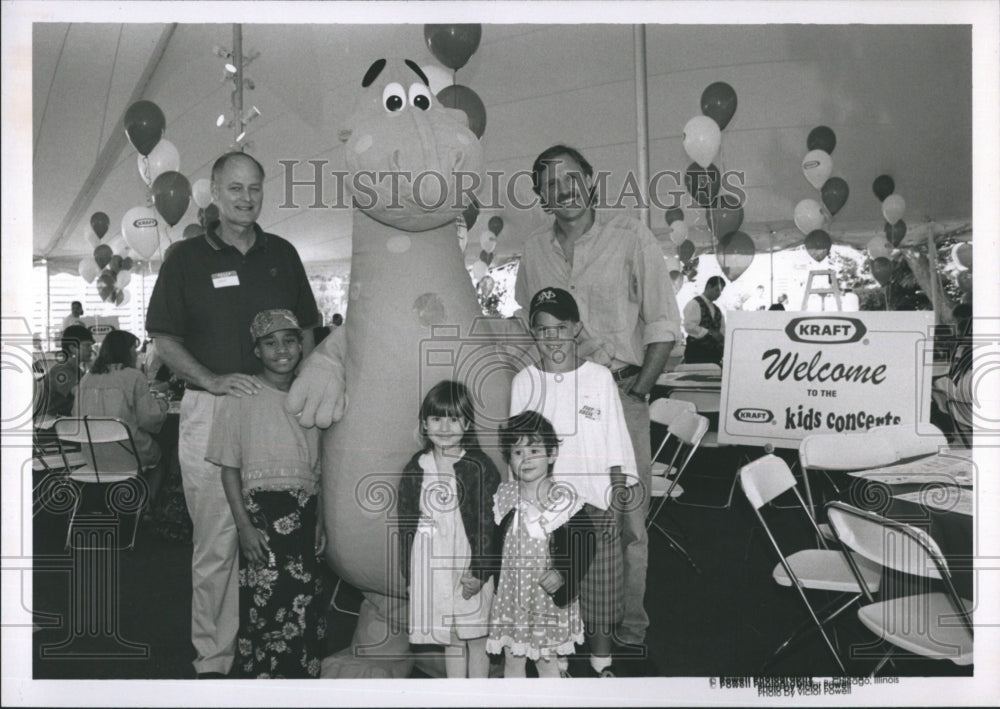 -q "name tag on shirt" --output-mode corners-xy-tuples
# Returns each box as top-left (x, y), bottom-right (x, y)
(211, 270), (240, 288)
